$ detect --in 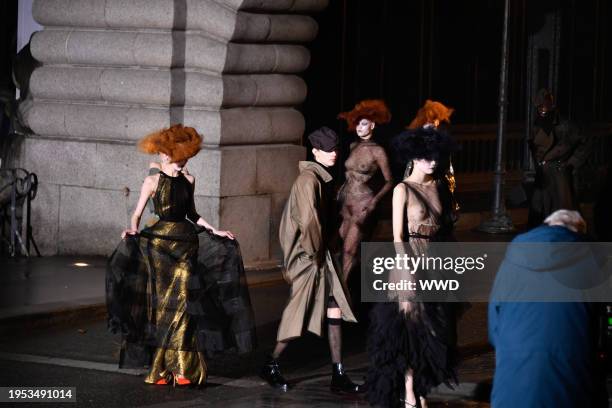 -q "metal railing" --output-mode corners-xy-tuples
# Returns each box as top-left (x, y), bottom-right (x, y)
(0, 168), (40, 257)
(451, 122), (612, 197)
(452, 124), (525, 192)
